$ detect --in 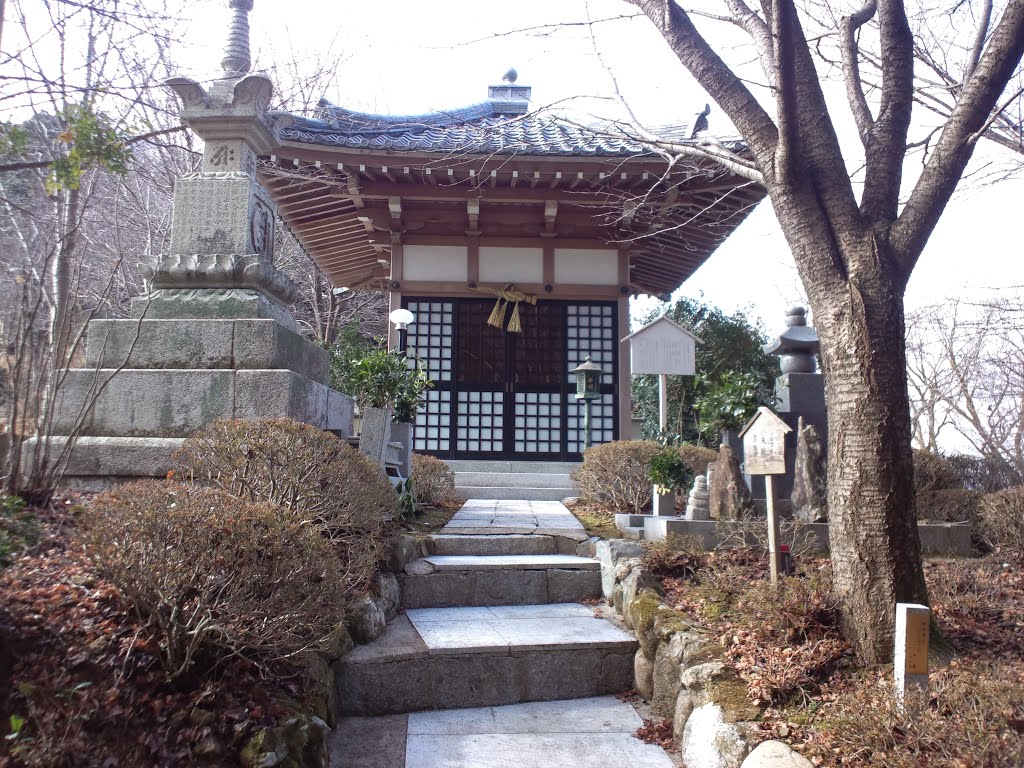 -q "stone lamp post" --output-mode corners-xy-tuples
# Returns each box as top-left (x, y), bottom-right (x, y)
(573, 357), (603, 451)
